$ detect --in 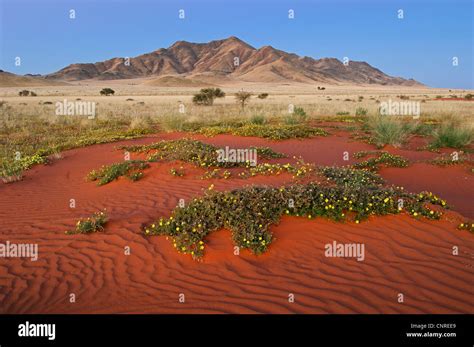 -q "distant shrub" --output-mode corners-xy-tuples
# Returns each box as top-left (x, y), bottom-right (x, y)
(398, 95), (410, 100)
(18, 90), (30, 96)
(336, 111), (350, 116)
(464, 94), (473, 100)
(257, 93), (269, 99)
(235, 91), (252, 110)
(355, 107), (368, 116)
(293, 107), (307, 121)
(100, 88), (115, 96)
(192, 88), (225, 106)
(250, 114), (266, 125)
